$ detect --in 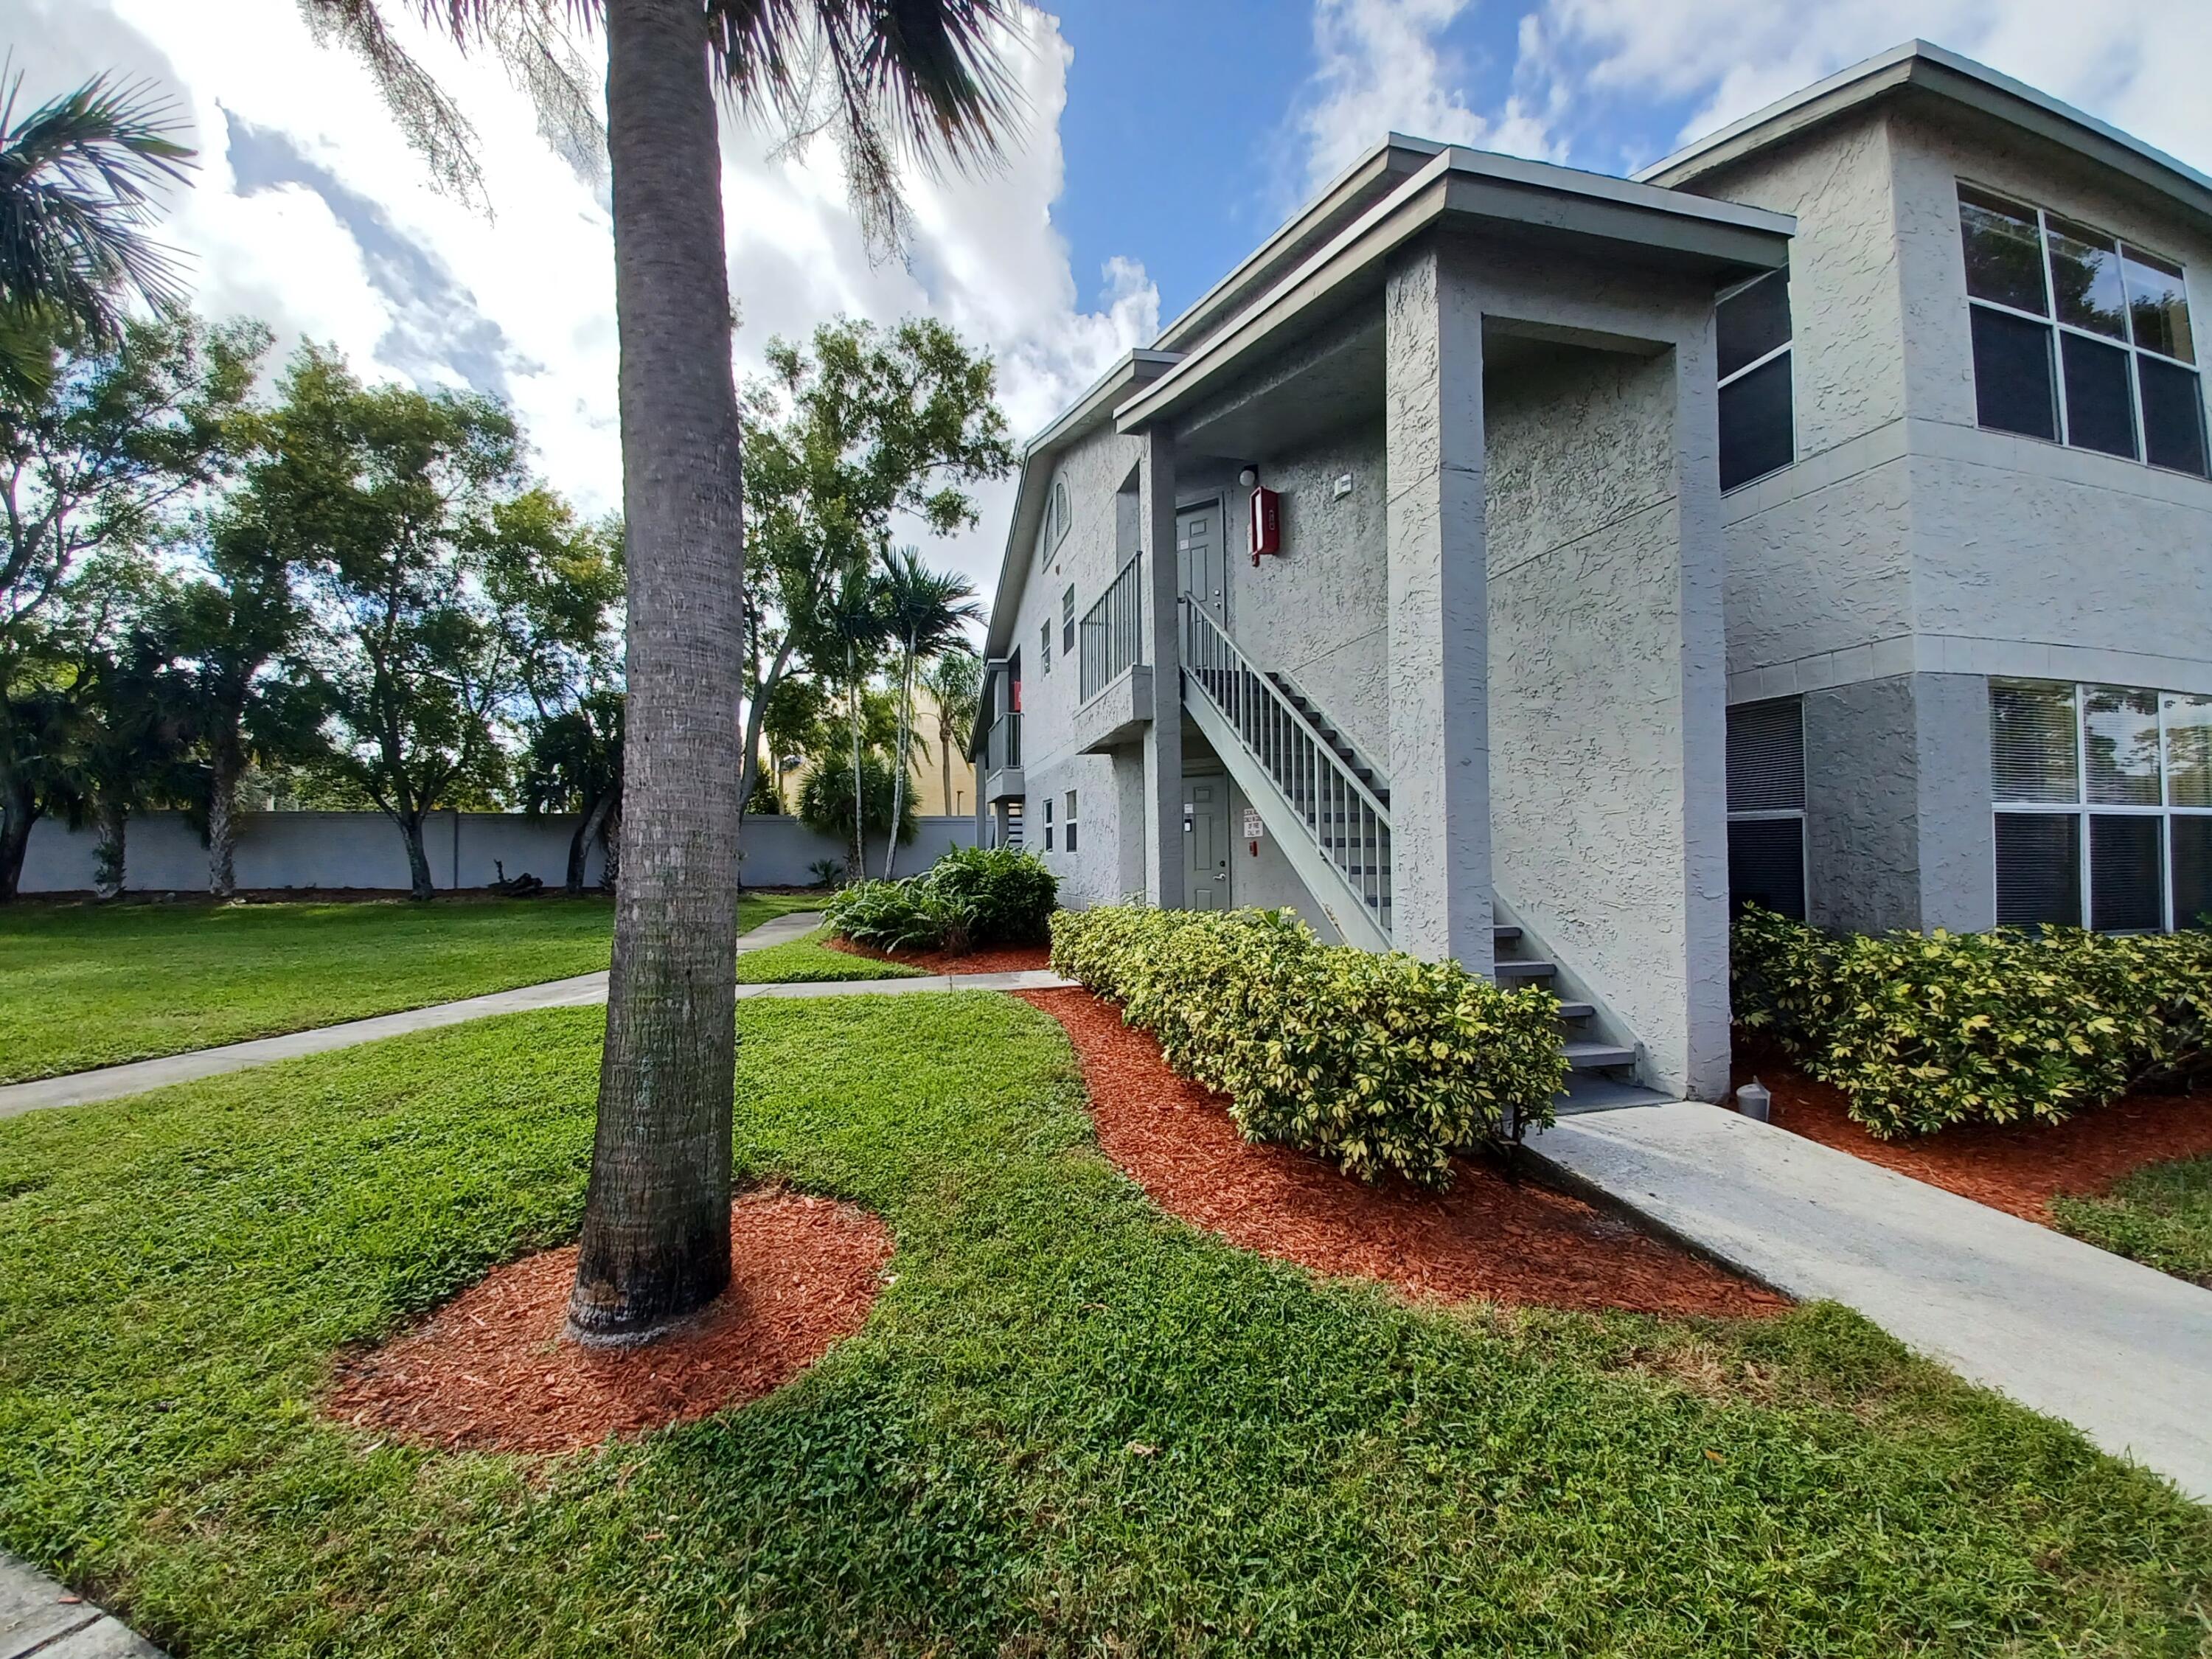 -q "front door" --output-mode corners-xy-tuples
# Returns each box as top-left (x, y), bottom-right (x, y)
(1183, 777), (1229, 910)
(1177, 502), (1226, 626)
